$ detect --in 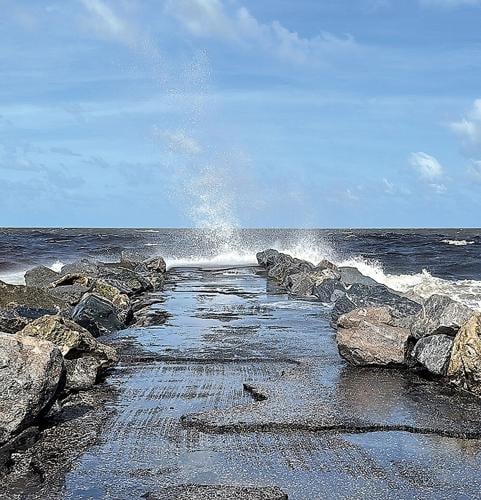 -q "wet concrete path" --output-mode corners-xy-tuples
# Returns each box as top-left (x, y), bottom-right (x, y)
(62, 267), (481, 499)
